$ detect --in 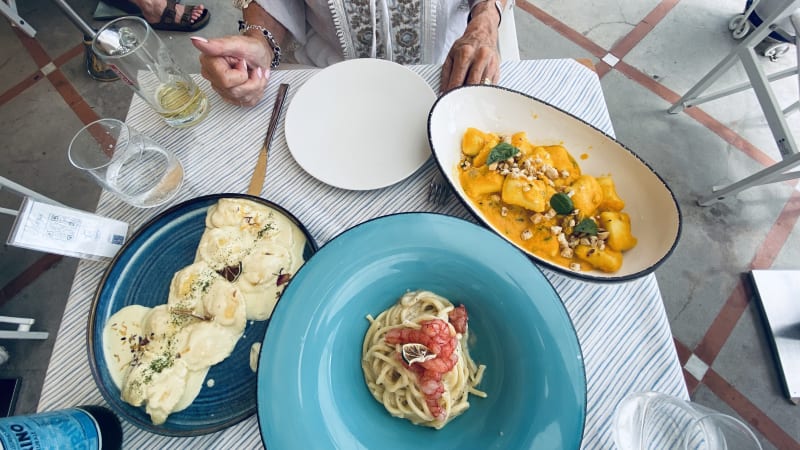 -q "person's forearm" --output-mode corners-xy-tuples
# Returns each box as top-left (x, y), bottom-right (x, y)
(242, 2), (290, 67)
(467, 0), (506, 29)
